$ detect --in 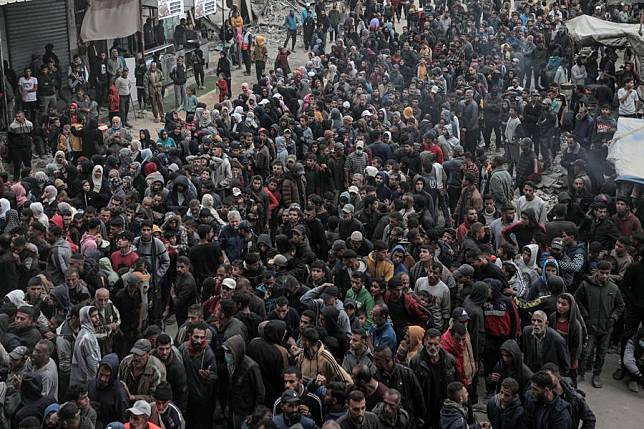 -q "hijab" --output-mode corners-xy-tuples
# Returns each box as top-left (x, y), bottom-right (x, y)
(91, 165), (104, 192)
(0, 198), (10, 219)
